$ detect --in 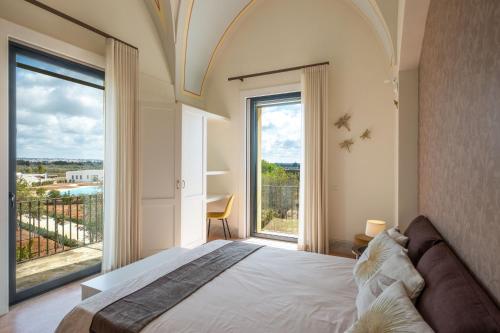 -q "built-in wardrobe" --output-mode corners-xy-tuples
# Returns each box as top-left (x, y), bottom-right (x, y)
(140, 102), (228, 256)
